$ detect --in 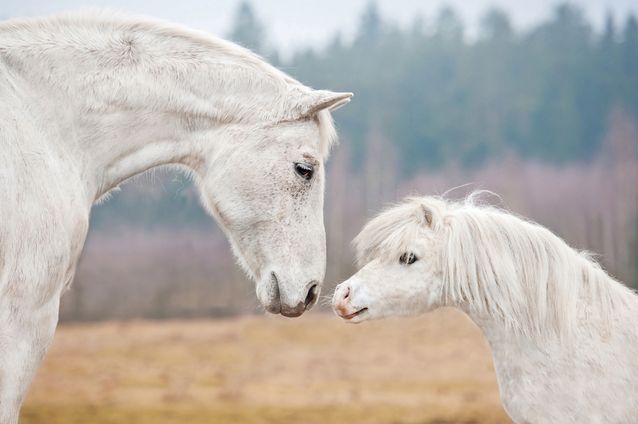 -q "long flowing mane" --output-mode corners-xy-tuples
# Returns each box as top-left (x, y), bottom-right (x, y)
(355, 194), (636, 339)
(0, 10), (339, 157)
